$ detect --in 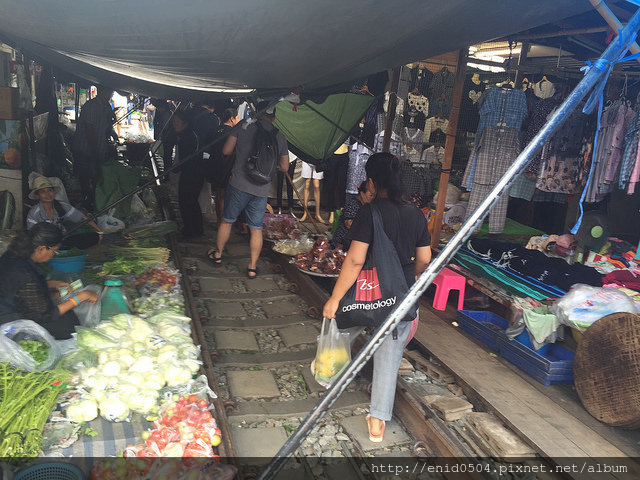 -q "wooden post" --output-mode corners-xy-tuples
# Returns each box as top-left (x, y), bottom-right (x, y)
(381, 67), (401, 152)
(431, 49), (467, 250)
